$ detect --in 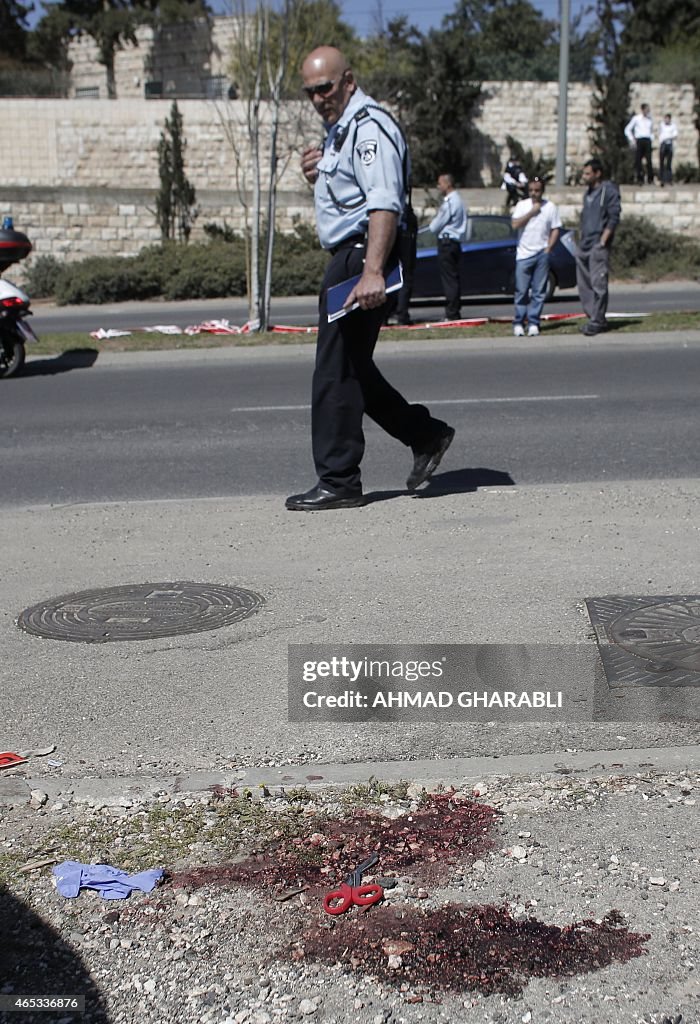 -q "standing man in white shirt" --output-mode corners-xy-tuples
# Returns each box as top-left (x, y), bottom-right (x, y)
(658, 113), (679, 186)
(510, 176), (562, 337)
(625, 104), (654, 185)
(429, 173), (468, 321)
